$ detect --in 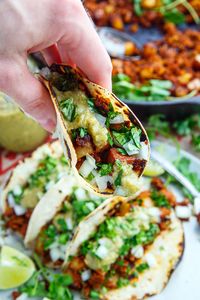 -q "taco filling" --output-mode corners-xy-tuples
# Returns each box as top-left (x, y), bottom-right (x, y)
(63, 196), (183, 299)
(3, 152), (68, 237)
(34, 187), (104, 267)
(43, 65), (149, 195)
